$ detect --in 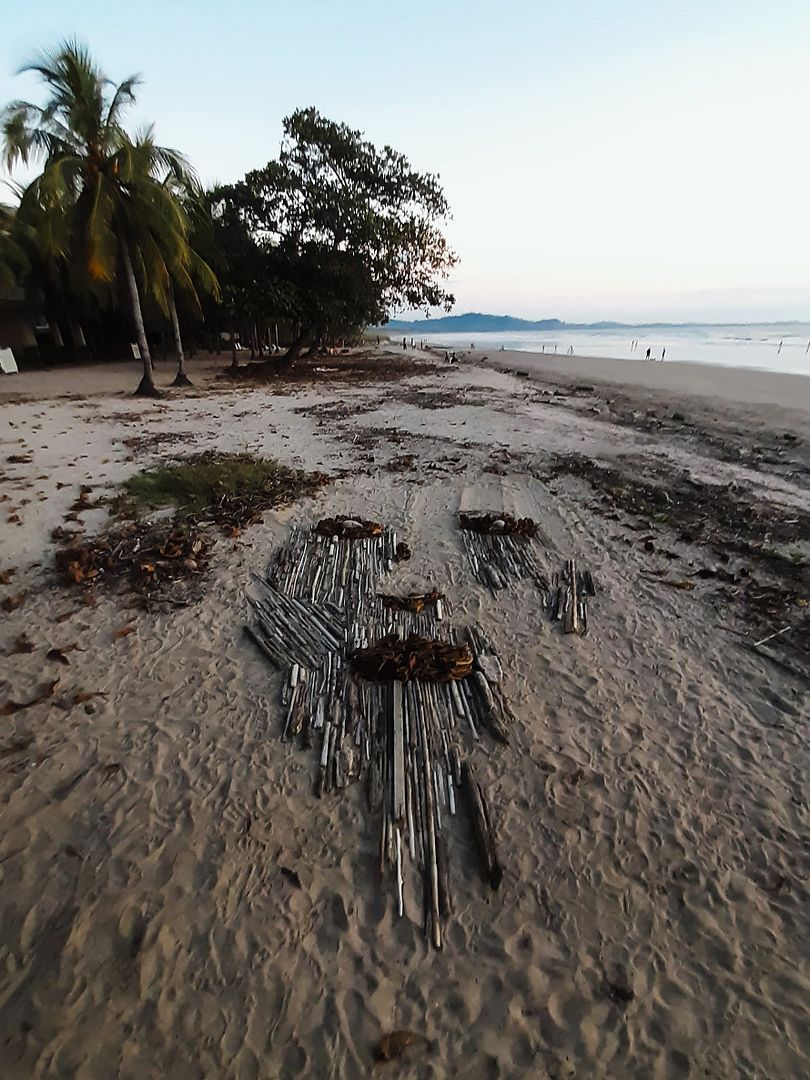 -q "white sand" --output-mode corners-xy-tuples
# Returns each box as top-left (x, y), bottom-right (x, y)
(0, 352), (807, 1078)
